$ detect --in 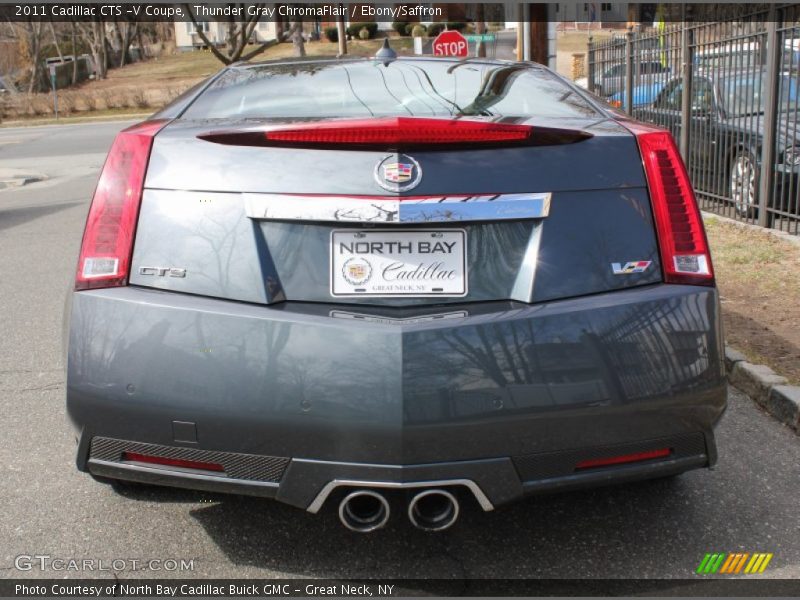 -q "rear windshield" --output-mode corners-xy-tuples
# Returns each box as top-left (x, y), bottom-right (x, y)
(182, 60), (598, 119)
